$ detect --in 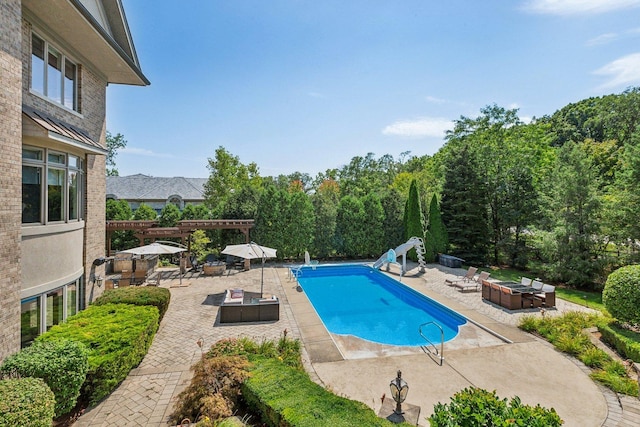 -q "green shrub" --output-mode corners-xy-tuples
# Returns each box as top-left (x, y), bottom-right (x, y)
(553, 331), (590, 356)
(169, 355), (251, 424)
(598, 322), (640, 362)
(0, 377), (55, 426)
(0, 340), (88, 417)
(518, 315), (539, 332)
(93, 286), (171, 321)
(37, 303), (159, 405)
(242, 358), (408, 427)
(579, 347), (611, 369)
(602, 265), (640, 326)
(429, 387), (562, 426)
(590, 369), (639, 396)
(206, 335), (302, 369)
